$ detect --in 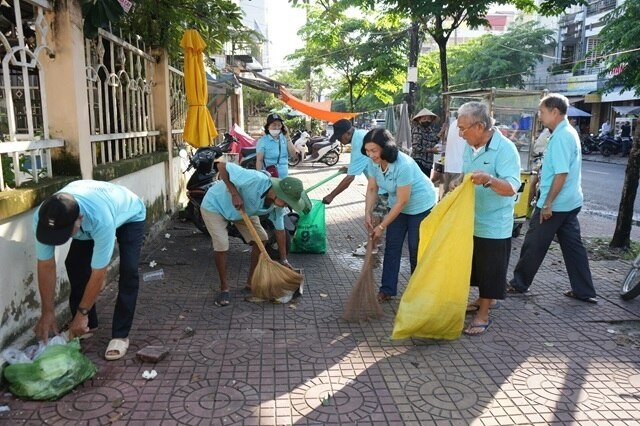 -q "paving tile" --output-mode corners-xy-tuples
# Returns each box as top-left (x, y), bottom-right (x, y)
(1, 164), (640, 425)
